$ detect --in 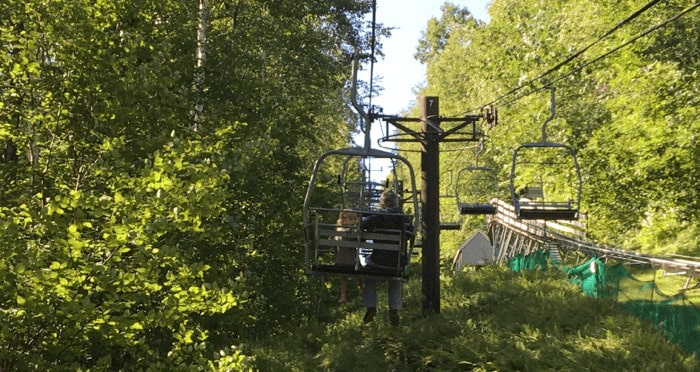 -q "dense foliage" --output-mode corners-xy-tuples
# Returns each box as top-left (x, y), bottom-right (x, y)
(1, 0), (698, 369)
(253, 264), (699, 371)
(0, 0), (375, 368)
(417, 0), (700, 256)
